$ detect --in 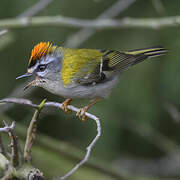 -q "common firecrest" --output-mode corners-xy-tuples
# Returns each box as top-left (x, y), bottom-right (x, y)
(16, 42), (167, 120)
